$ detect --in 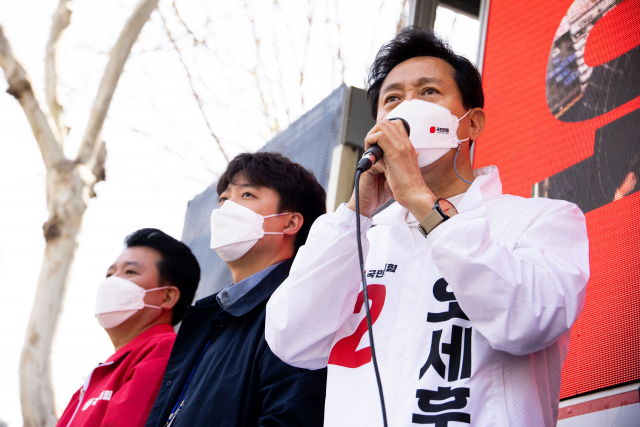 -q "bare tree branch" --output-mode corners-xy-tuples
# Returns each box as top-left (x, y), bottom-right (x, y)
(159, 10), (229, 162)
(76, 0), (160, 165)
(107, 115), (220, 177)
(271, 0), (302, 123)
(45, 0), (73, 139)
(0, 23), (64, 170)
(171, 2), (255, 141)
(396, 0), (409, 33)
(171, 4), (229, 54)
(85, 139), (107, 195)
(334, 14), (345, 84)
(172, 1), (198, 41)
(245, 4), (279, 134)
(365, 0), (390, 66)
(325, 0), (345, 86)
(170, 3), (239, 123)
(299, 1), (313, 110)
